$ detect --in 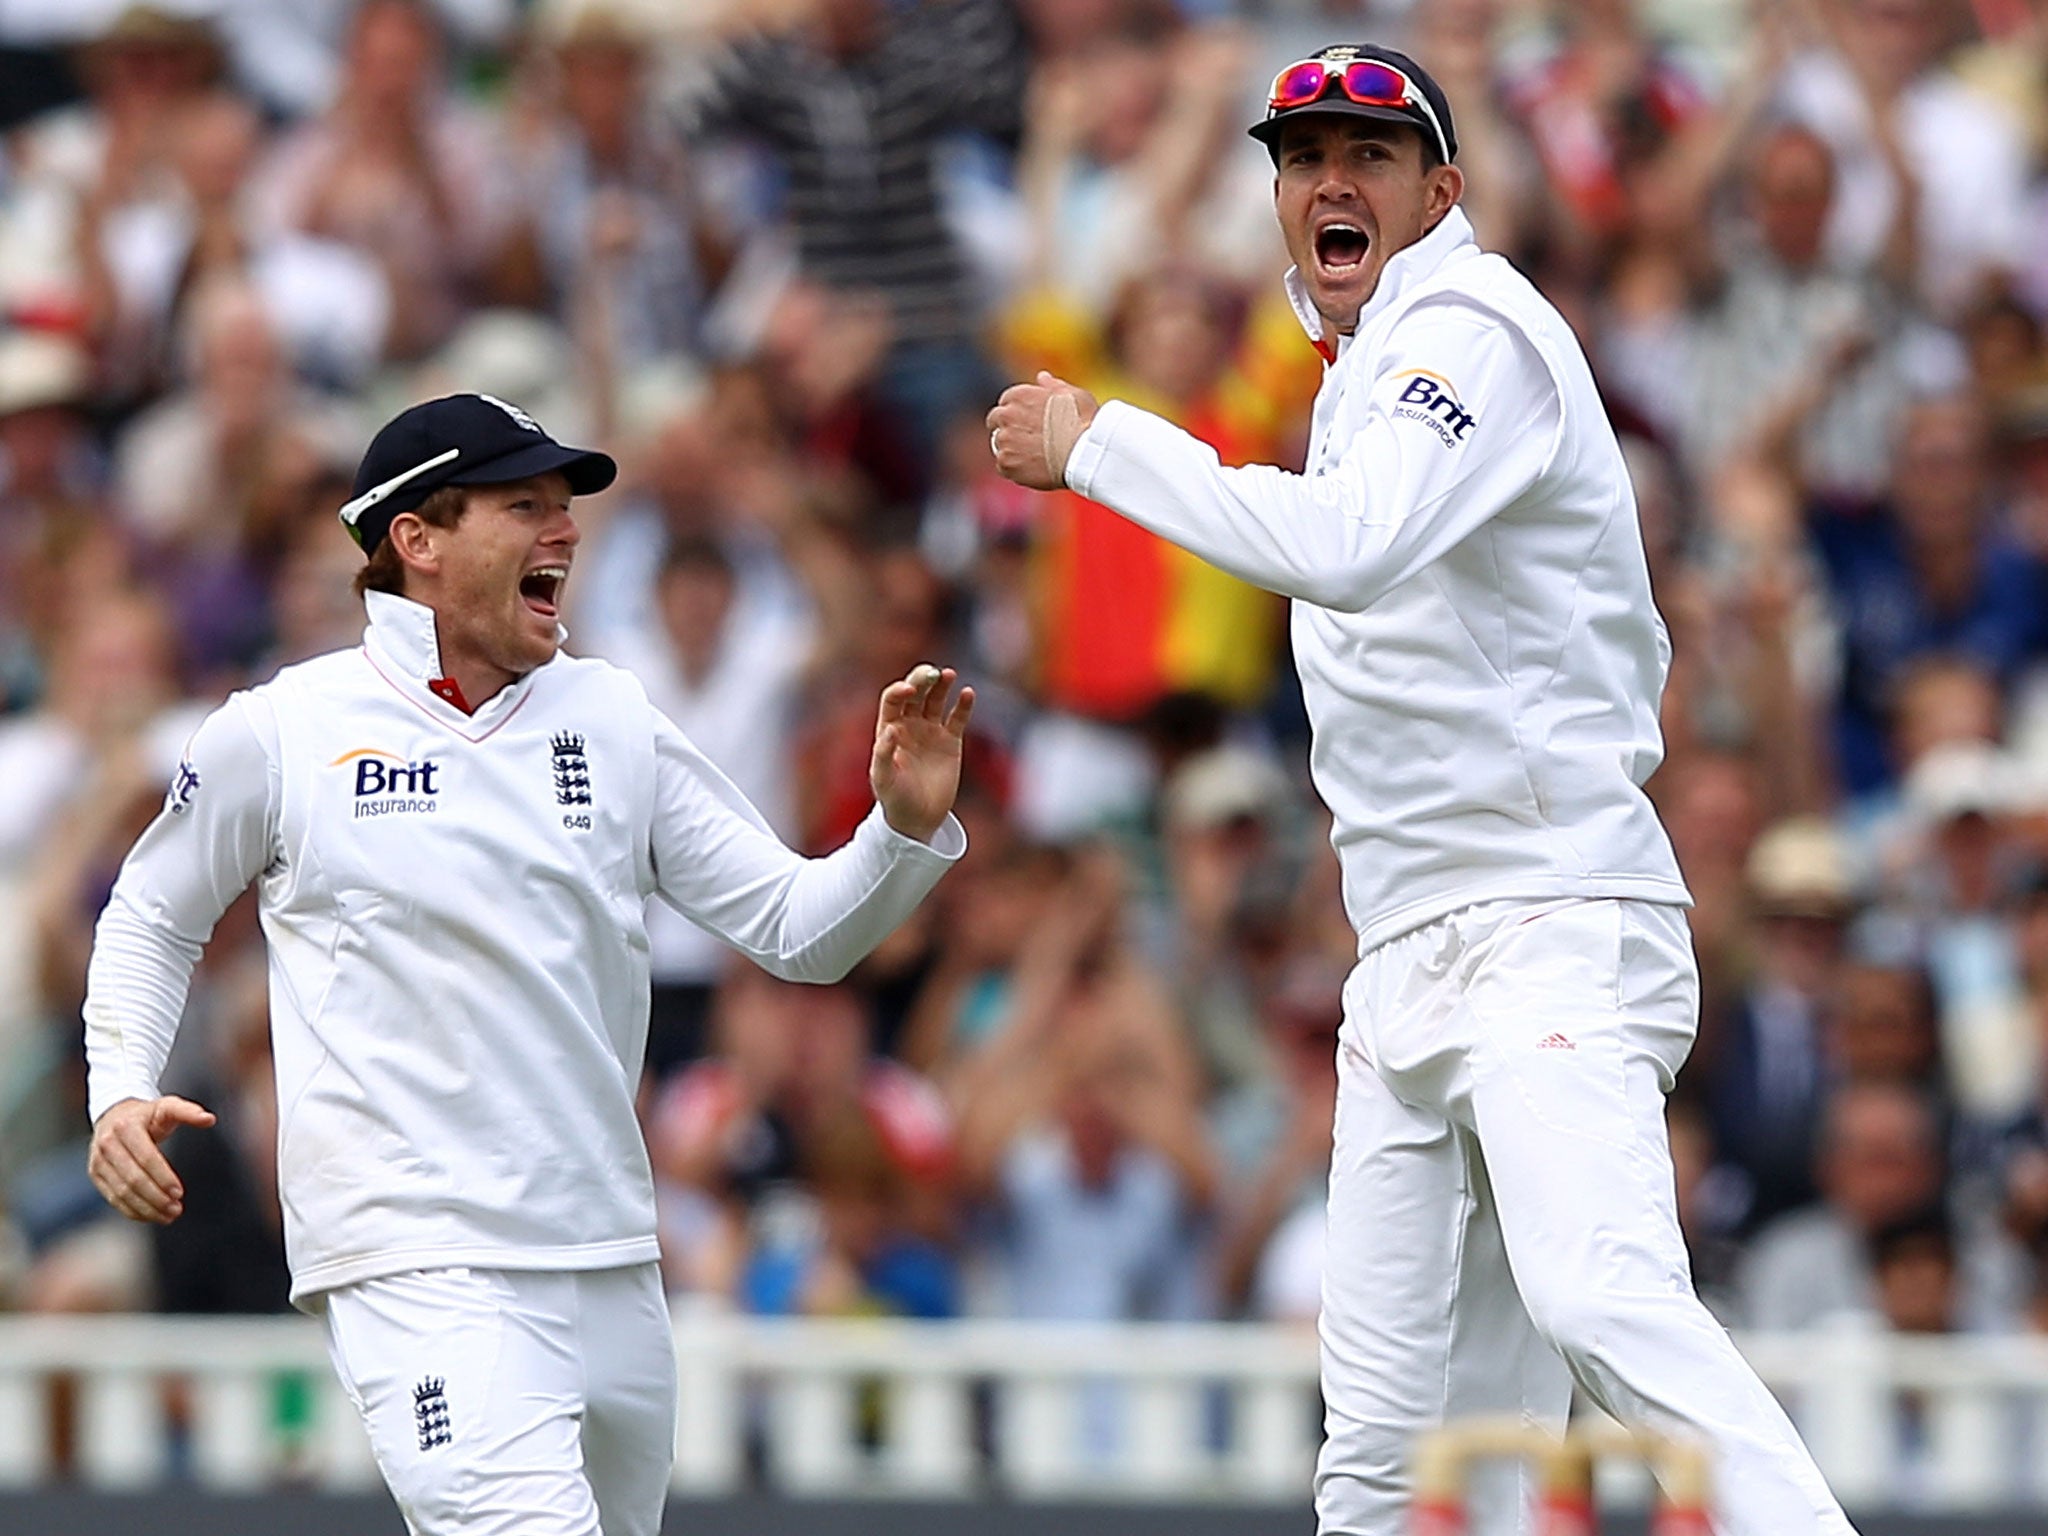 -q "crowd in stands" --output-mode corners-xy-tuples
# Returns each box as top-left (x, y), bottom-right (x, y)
(3, 0), (2048, 1490)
